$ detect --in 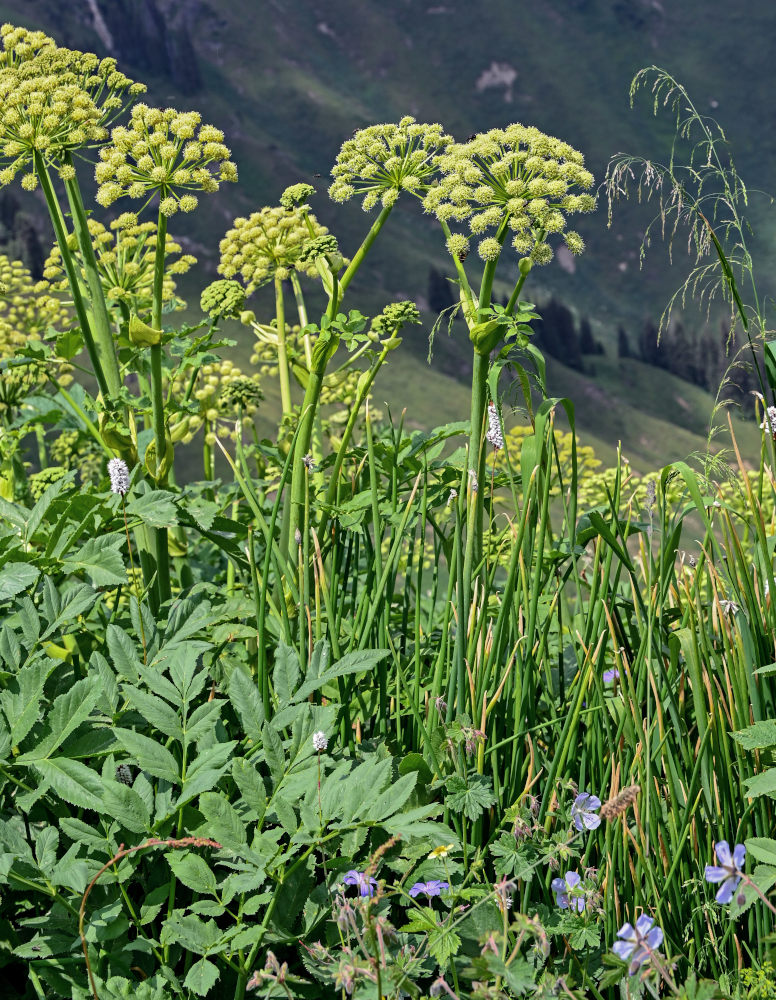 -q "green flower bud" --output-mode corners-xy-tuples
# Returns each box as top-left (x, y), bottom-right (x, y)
(200, 278), (245, 319)
(280, 182), (315, 208)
